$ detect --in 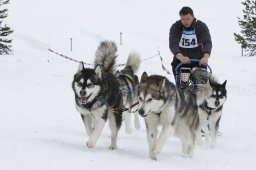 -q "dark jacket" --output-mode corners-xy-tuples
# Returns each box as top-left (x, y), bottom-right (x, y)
(169, 18), (212, 60)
